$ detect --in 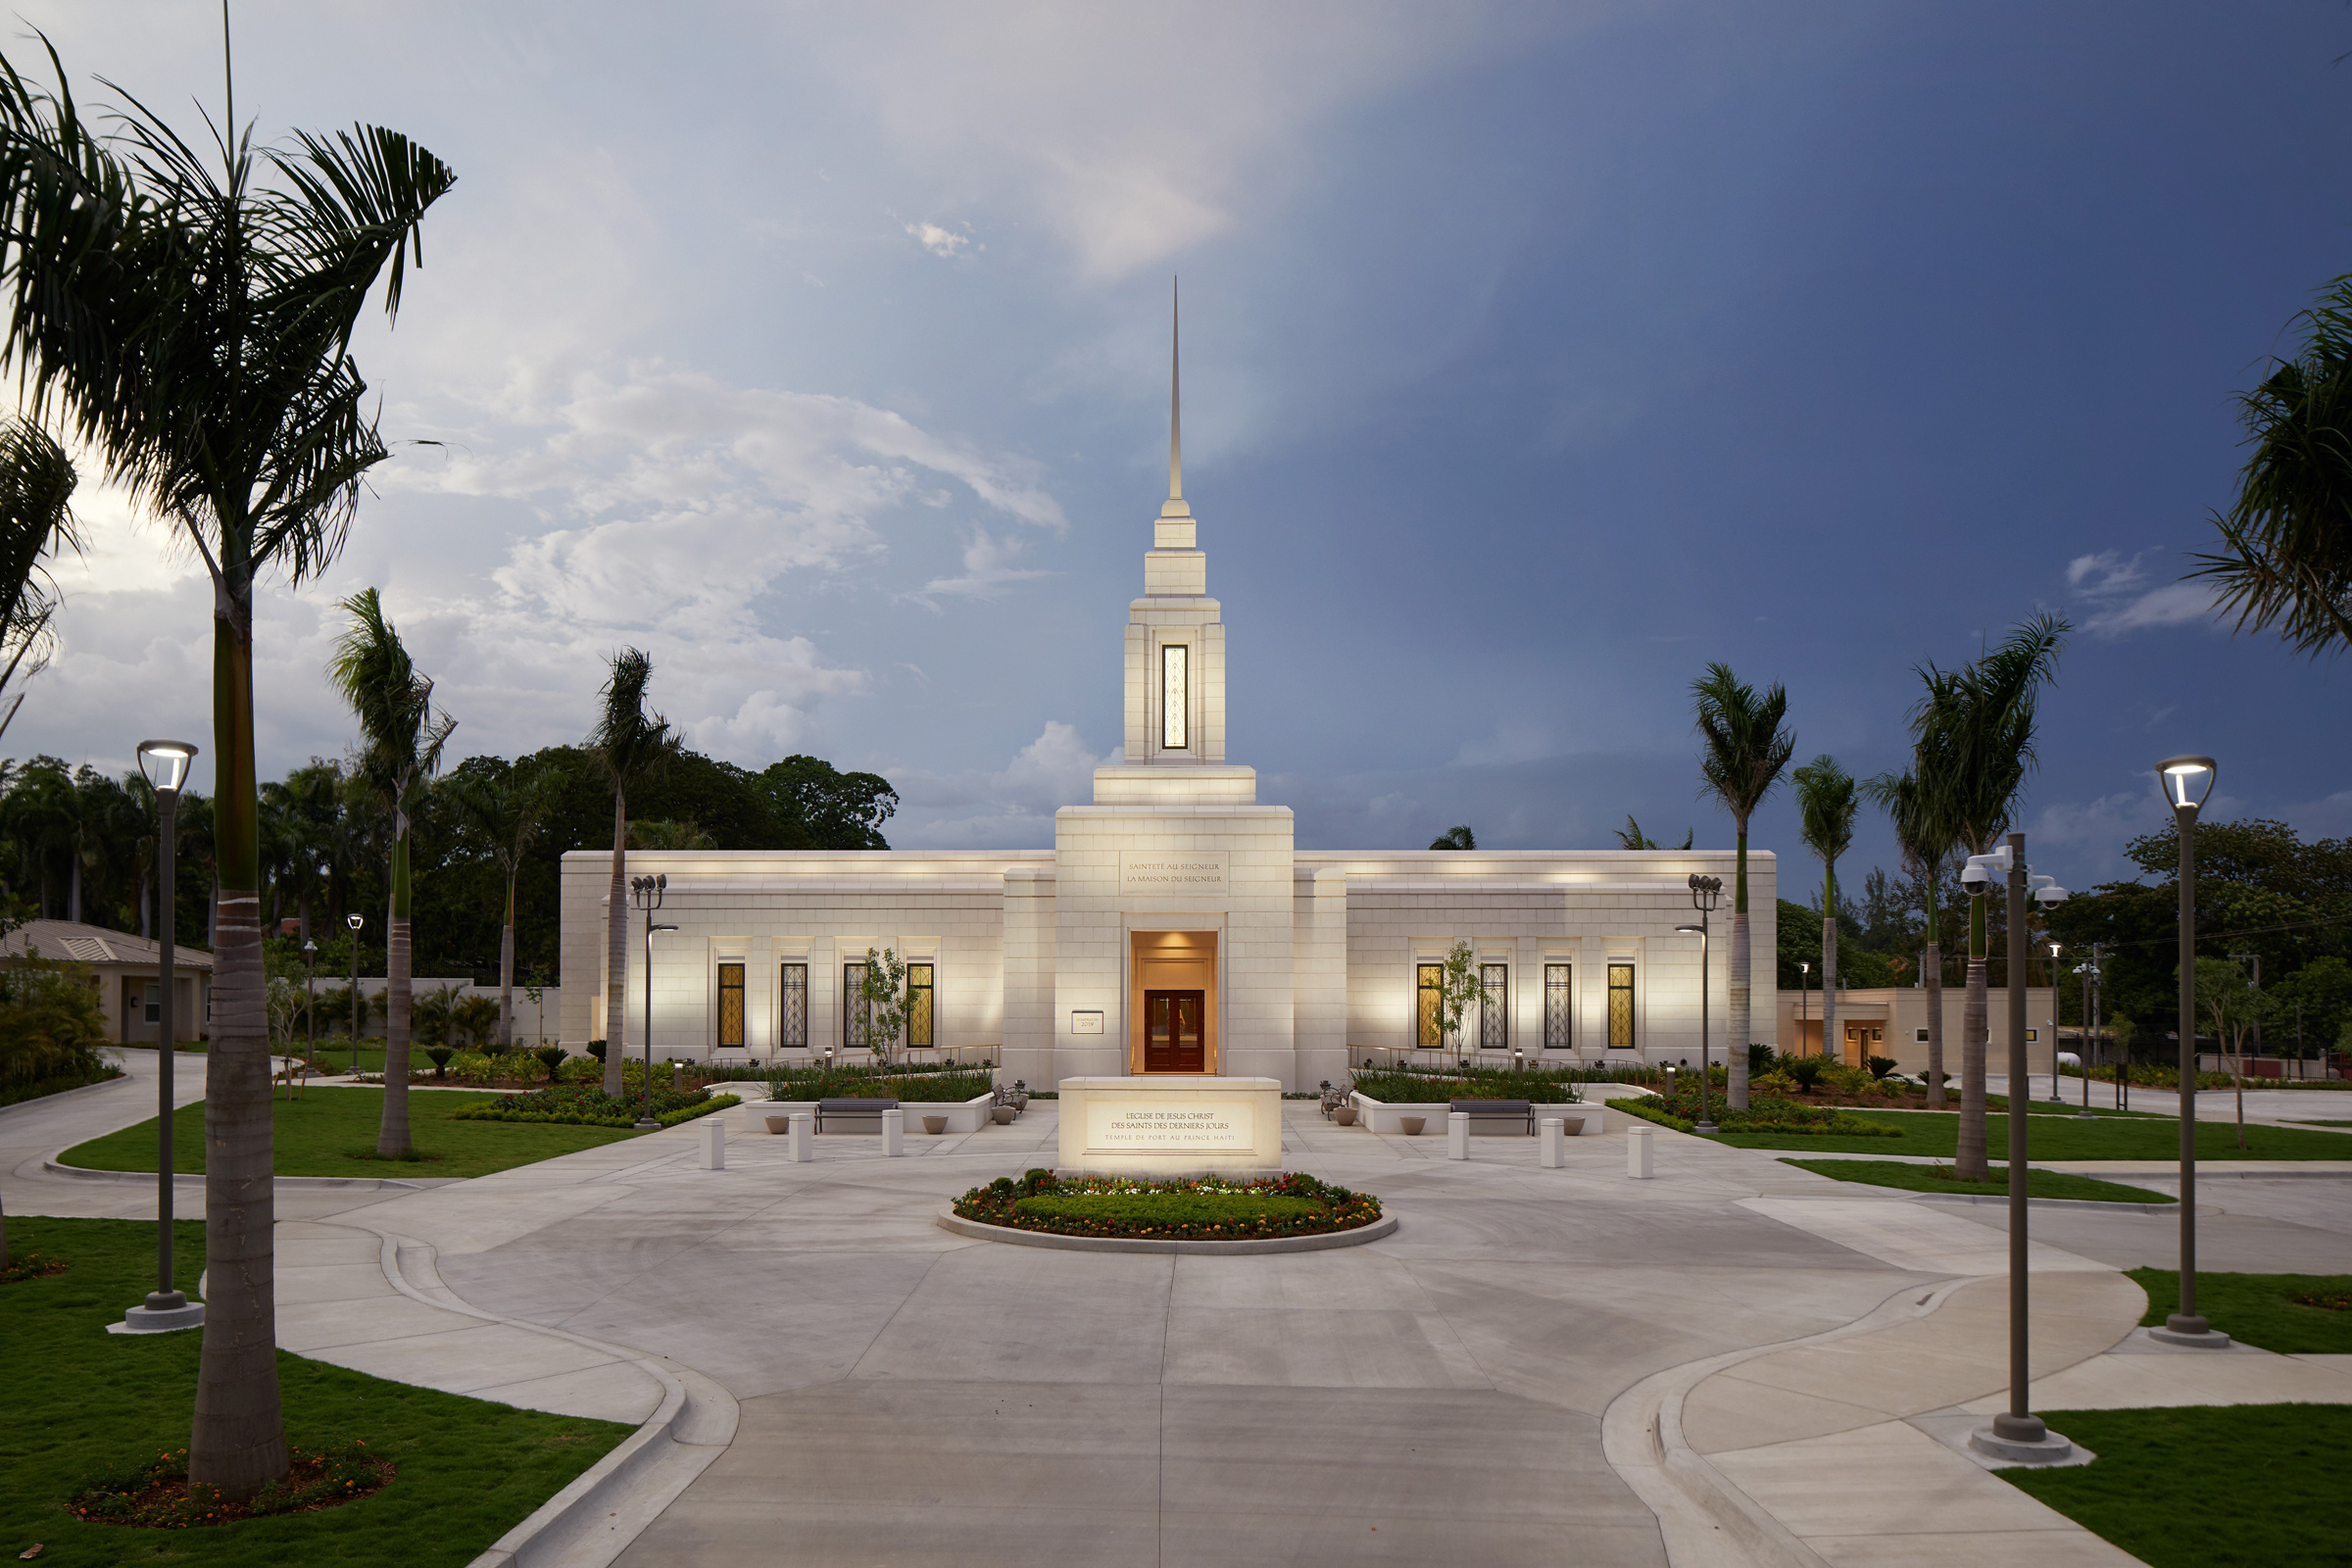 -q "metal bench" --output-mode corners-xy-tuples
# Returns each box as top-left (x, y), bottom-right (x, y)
(814, 1097), (899, 1133)
(1449, 1098), (1536, 1135)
